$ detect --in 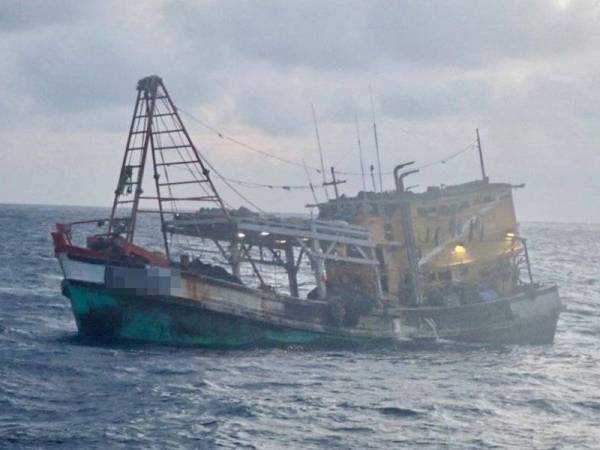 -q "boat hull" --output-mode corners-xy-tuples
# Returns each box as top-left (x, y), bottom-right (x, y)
(55, 249), (561, 347)
(63, 281), (374, 348)
(62, 278), (561, 348)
